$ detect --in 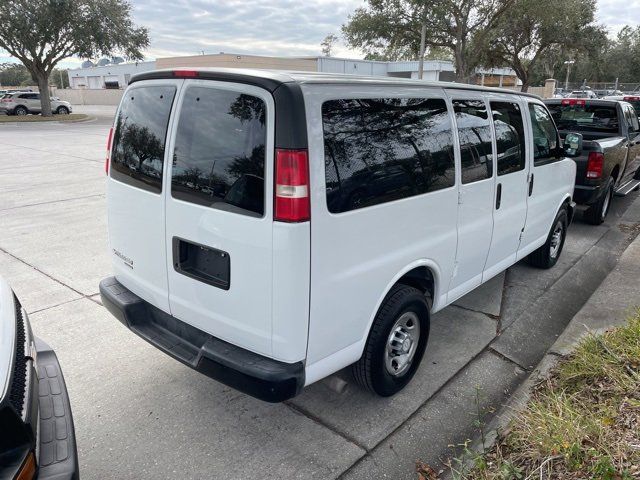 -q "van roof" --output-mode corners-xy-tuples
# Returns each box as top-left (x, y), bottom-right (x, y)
(130, 67), (542, 99)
